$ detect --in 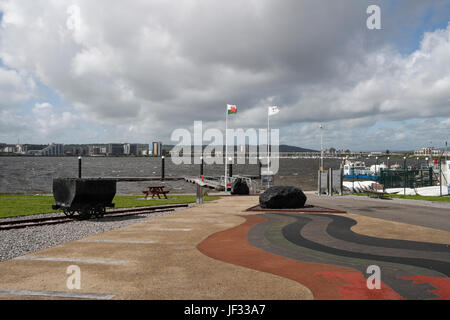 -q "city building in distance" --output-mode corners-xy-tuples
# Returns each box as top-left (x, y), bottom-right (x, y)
(35, 143), (64, 156)
(152, 141), (163, 156)
(414, 146), (444, 157)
